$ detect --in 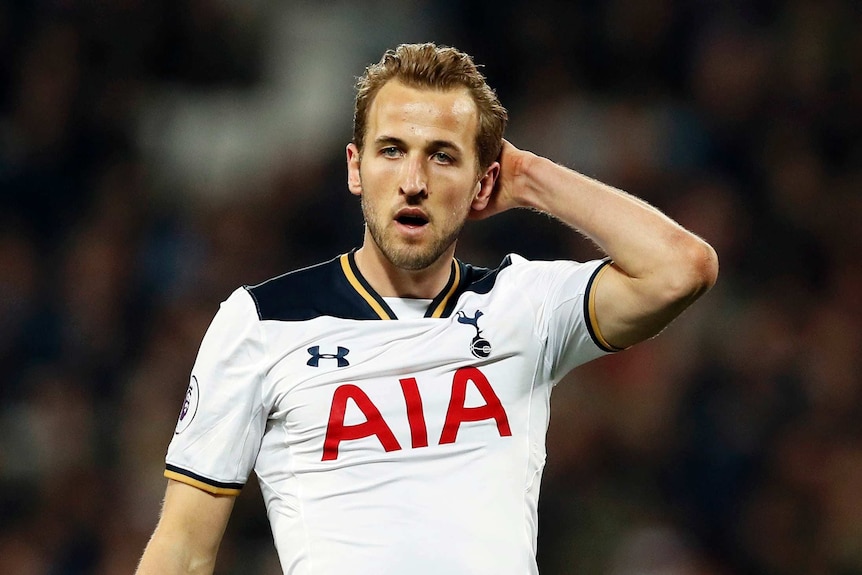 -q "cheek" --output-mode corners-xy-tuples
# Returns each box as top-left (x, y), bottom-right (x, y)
(363, 163), (400, 190)
(433, 169), (477, 195)
(446, 188), (477, 218)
